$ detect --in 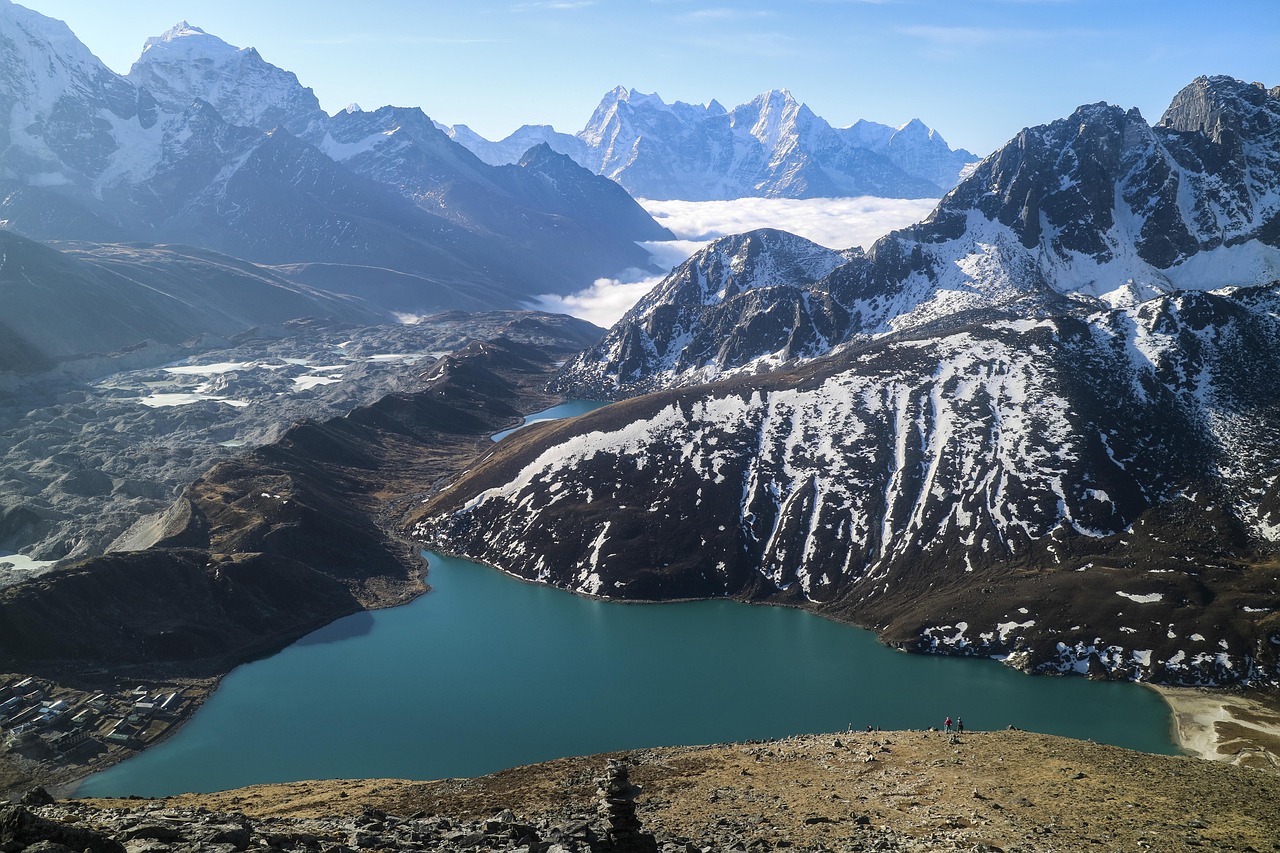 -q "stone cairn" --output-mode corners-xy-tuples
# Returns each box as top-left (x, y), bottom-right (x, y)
(594, 760), (657, 853)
